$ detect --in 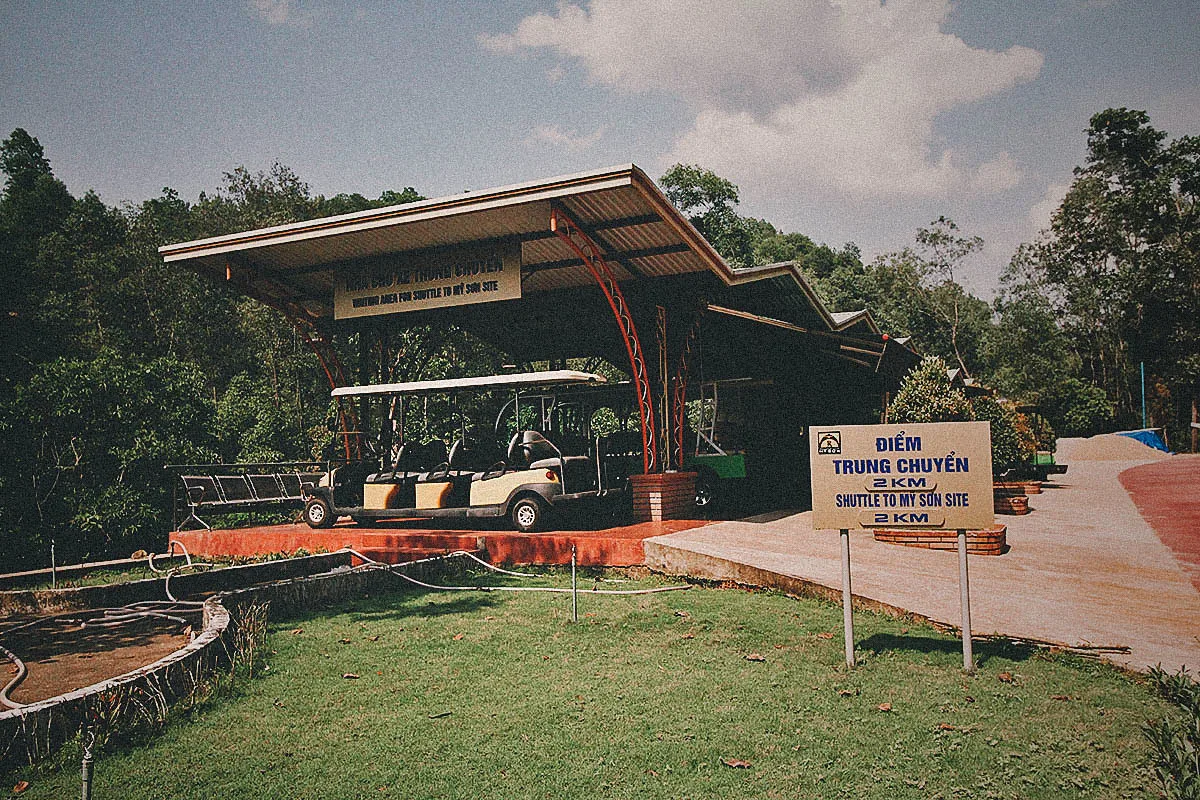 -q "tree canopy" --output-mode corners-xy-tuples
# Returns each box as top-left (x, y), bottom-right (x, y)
(999, 109), (1198, 440)
(0, 136), (486, 568)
